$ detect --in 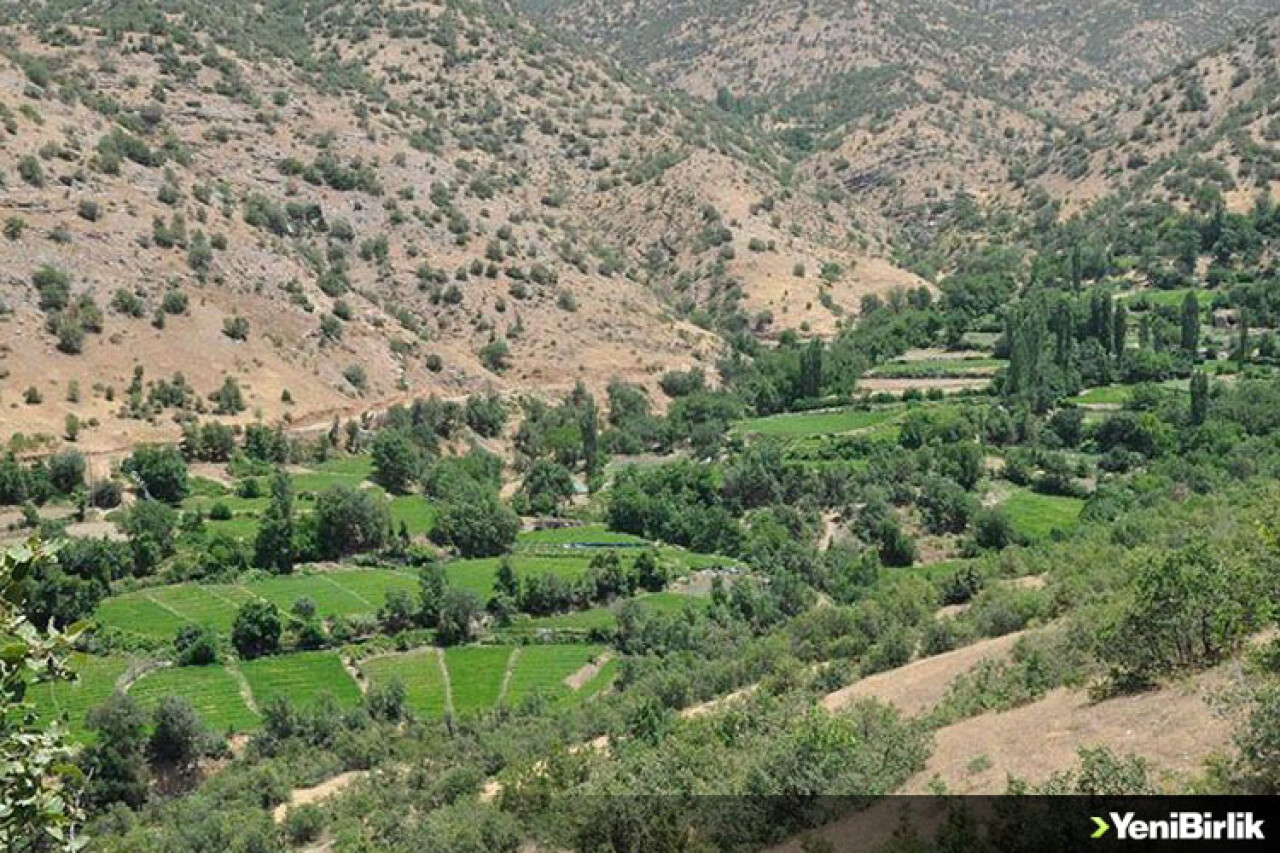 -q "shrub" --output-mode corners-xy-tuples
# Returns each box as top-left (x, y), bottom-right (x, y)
(174, 623), (218, 666)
